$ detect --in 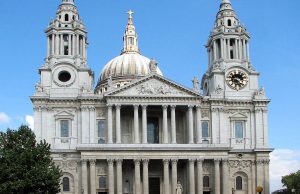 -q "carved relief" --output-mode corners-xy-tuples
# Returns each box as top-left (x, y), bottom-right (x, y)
(228, 160), (252, 170)
(97, 166), (107, 175)
(201, 110), (210, 118)
(54, 160), (77, 171)
(136, 81), (183, 95)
